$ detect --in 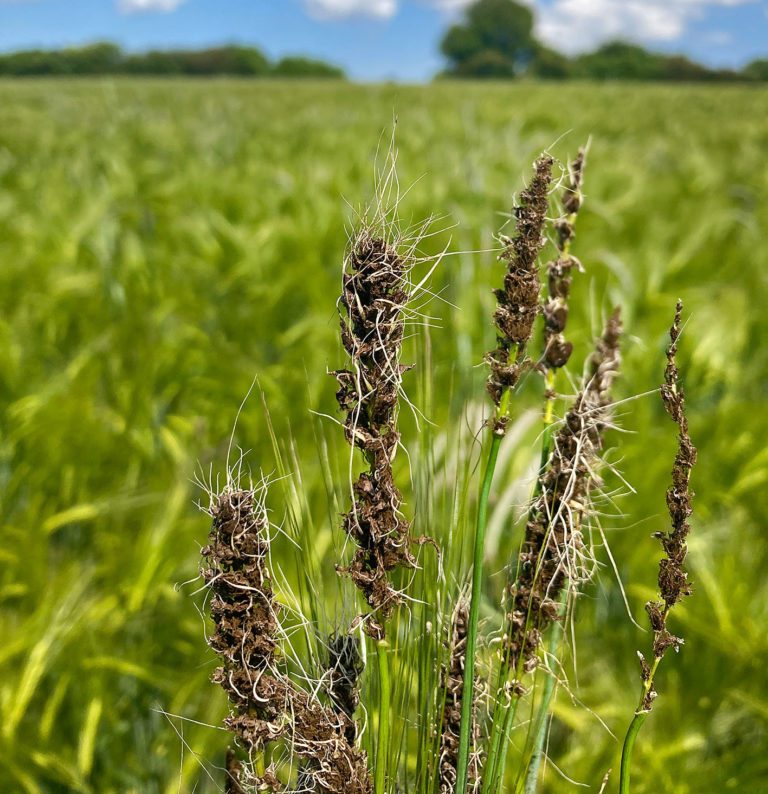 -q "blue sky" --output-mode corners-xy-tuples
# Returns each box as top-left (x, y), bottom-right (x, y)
(0, 0), (766, 80)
